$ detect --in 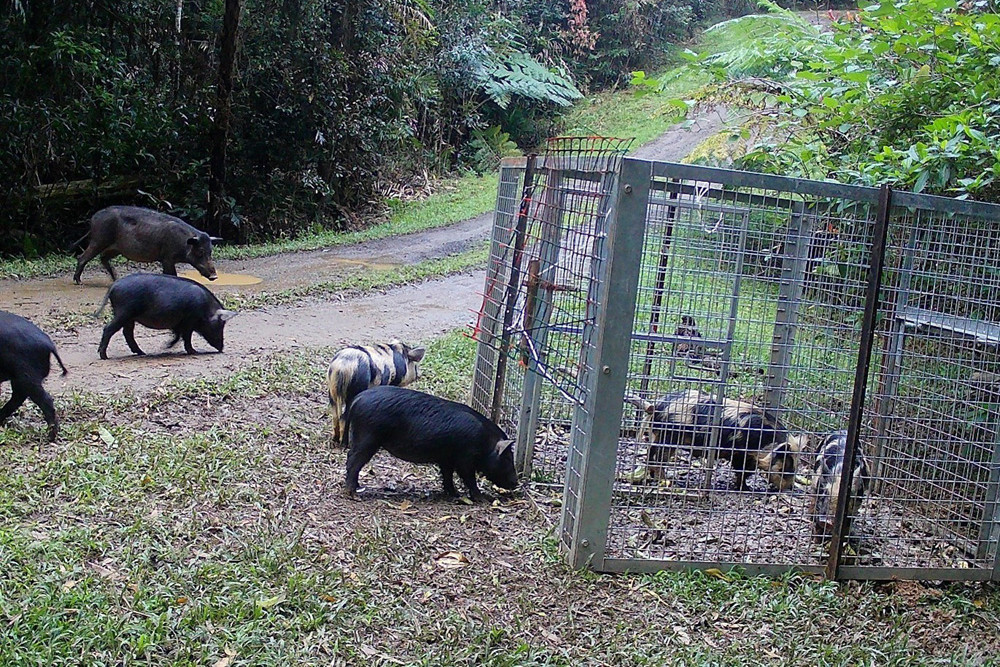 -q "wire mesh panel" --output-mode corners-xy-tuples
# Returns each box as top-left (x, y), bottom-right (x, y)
(601, 163), (884, 574)
(846, 201), (1000, 579)
(470, 158), (526, 431)
(468, 139), (631, 490)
